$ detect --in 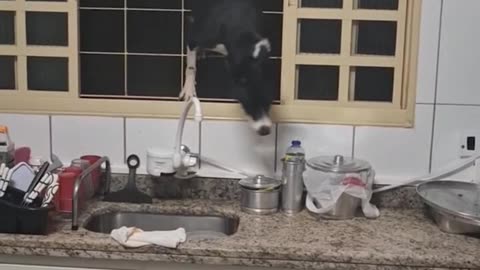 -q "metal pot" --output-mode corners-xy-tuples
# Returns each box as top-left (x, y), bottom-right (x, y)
(306, 155), (372, 220)
(239, 175), (282, 215)
(314, 193), (362, 220)
(417, 180), (480, 234)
